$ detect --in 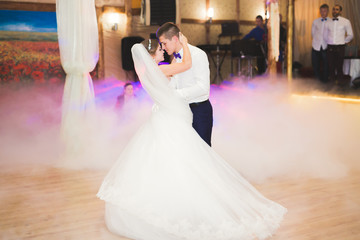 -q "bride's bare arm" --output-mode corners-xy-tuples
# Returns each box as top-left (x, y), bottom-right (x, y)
(158, 33), (192, 77)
